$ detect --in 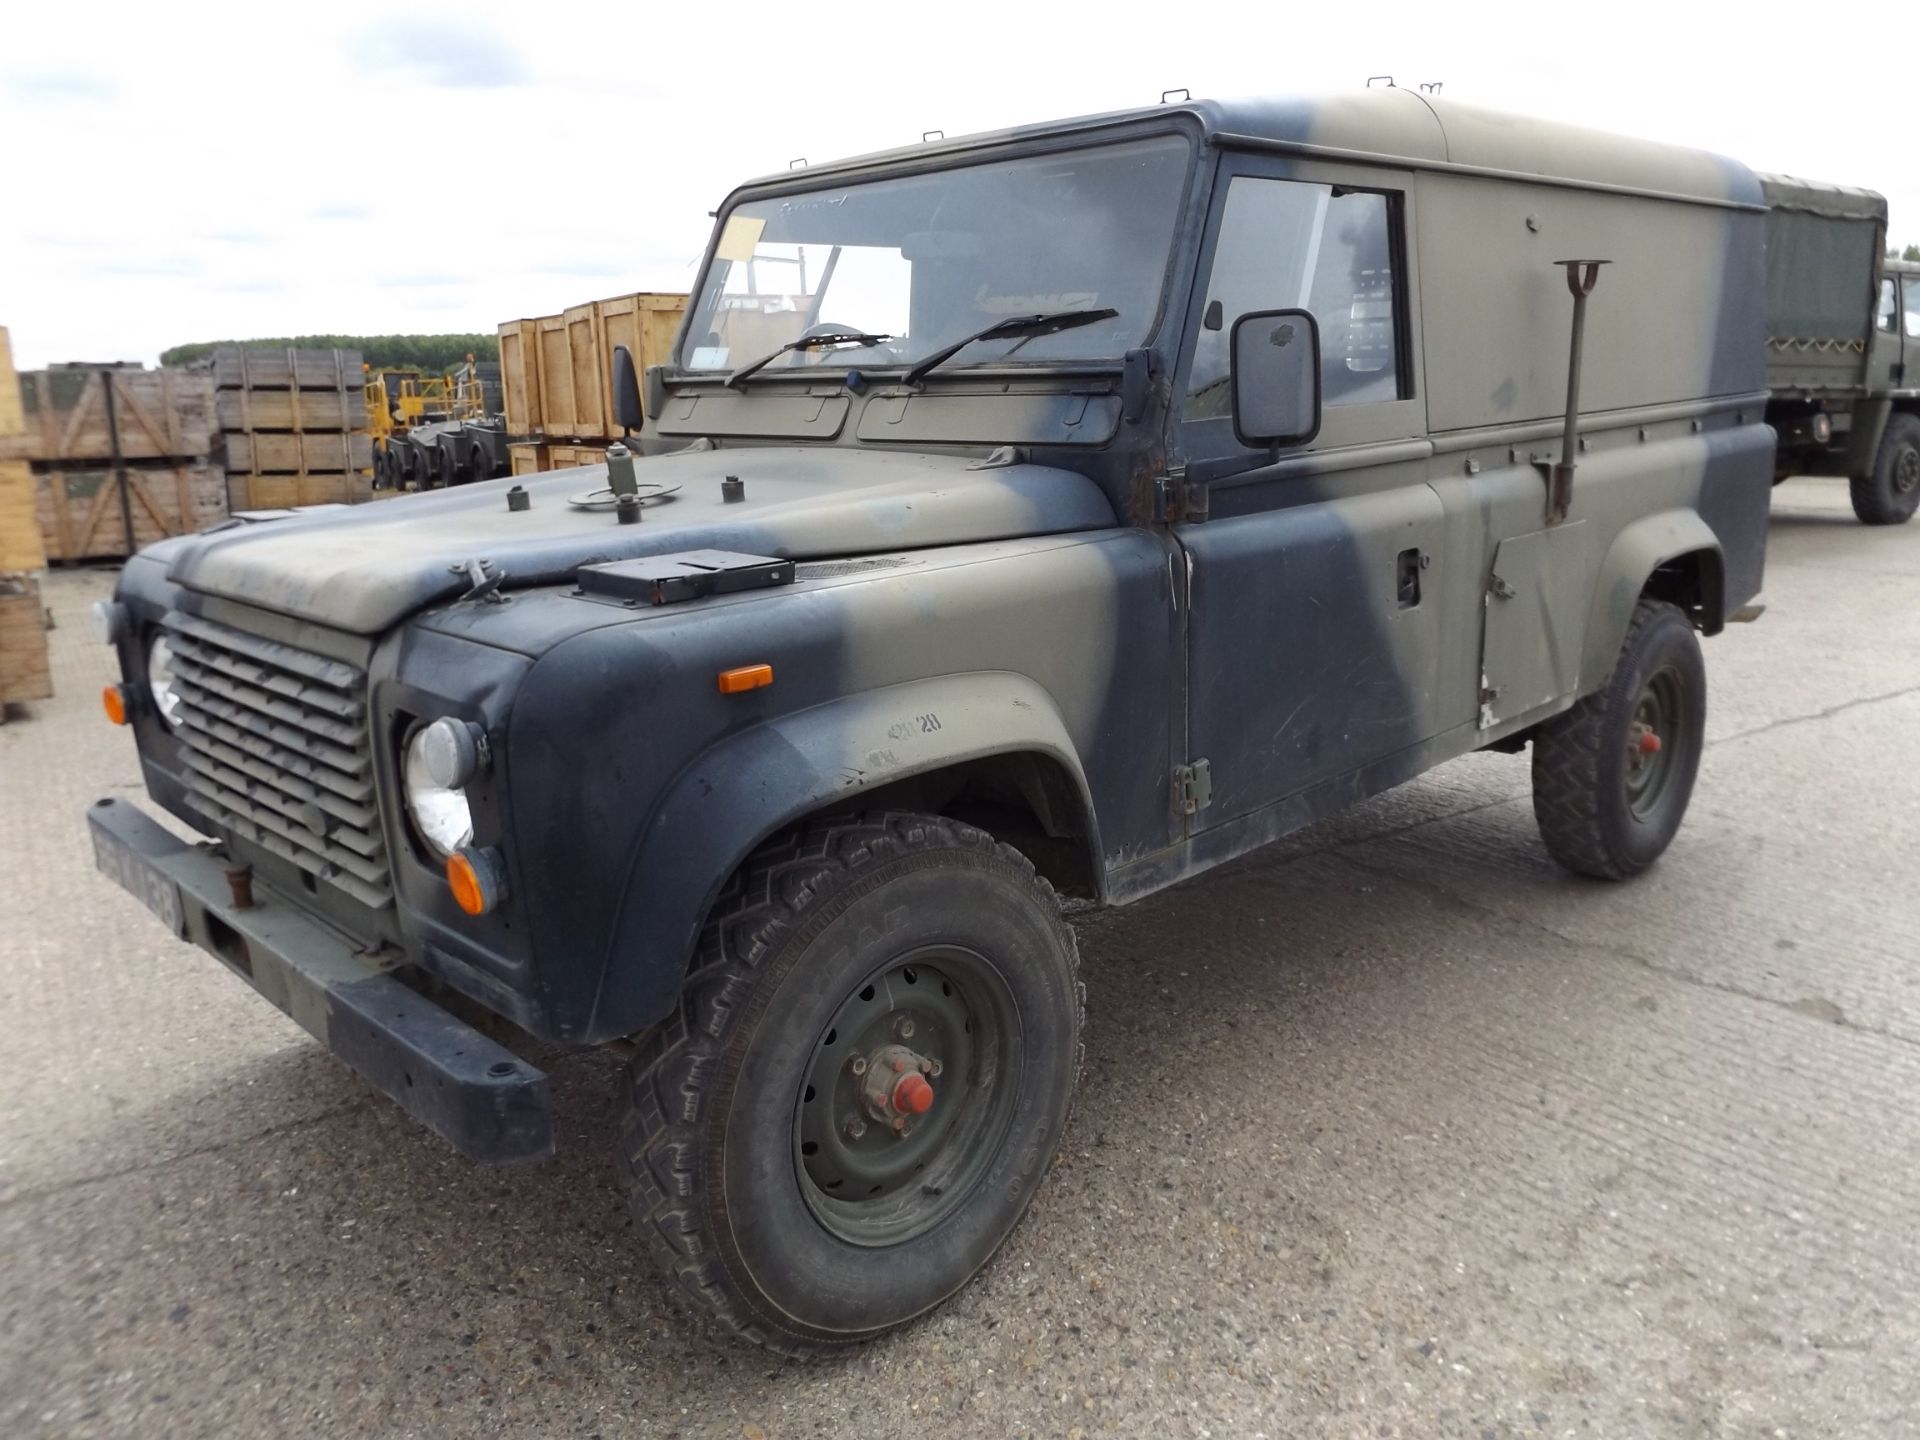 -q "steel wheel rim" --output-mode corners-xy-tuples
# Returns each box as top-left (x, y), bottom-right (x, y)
(1895, 446), (1920, 496)
(1625, 665), (1683, 820)
(793, 945), (1022, 1248)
